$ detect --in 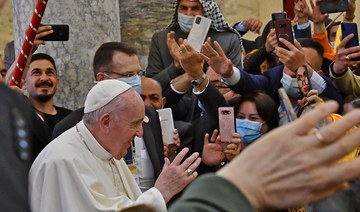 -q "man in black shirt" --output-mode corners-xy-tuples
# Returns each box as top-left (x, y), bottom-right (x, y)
(24, 53), (71, 134)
